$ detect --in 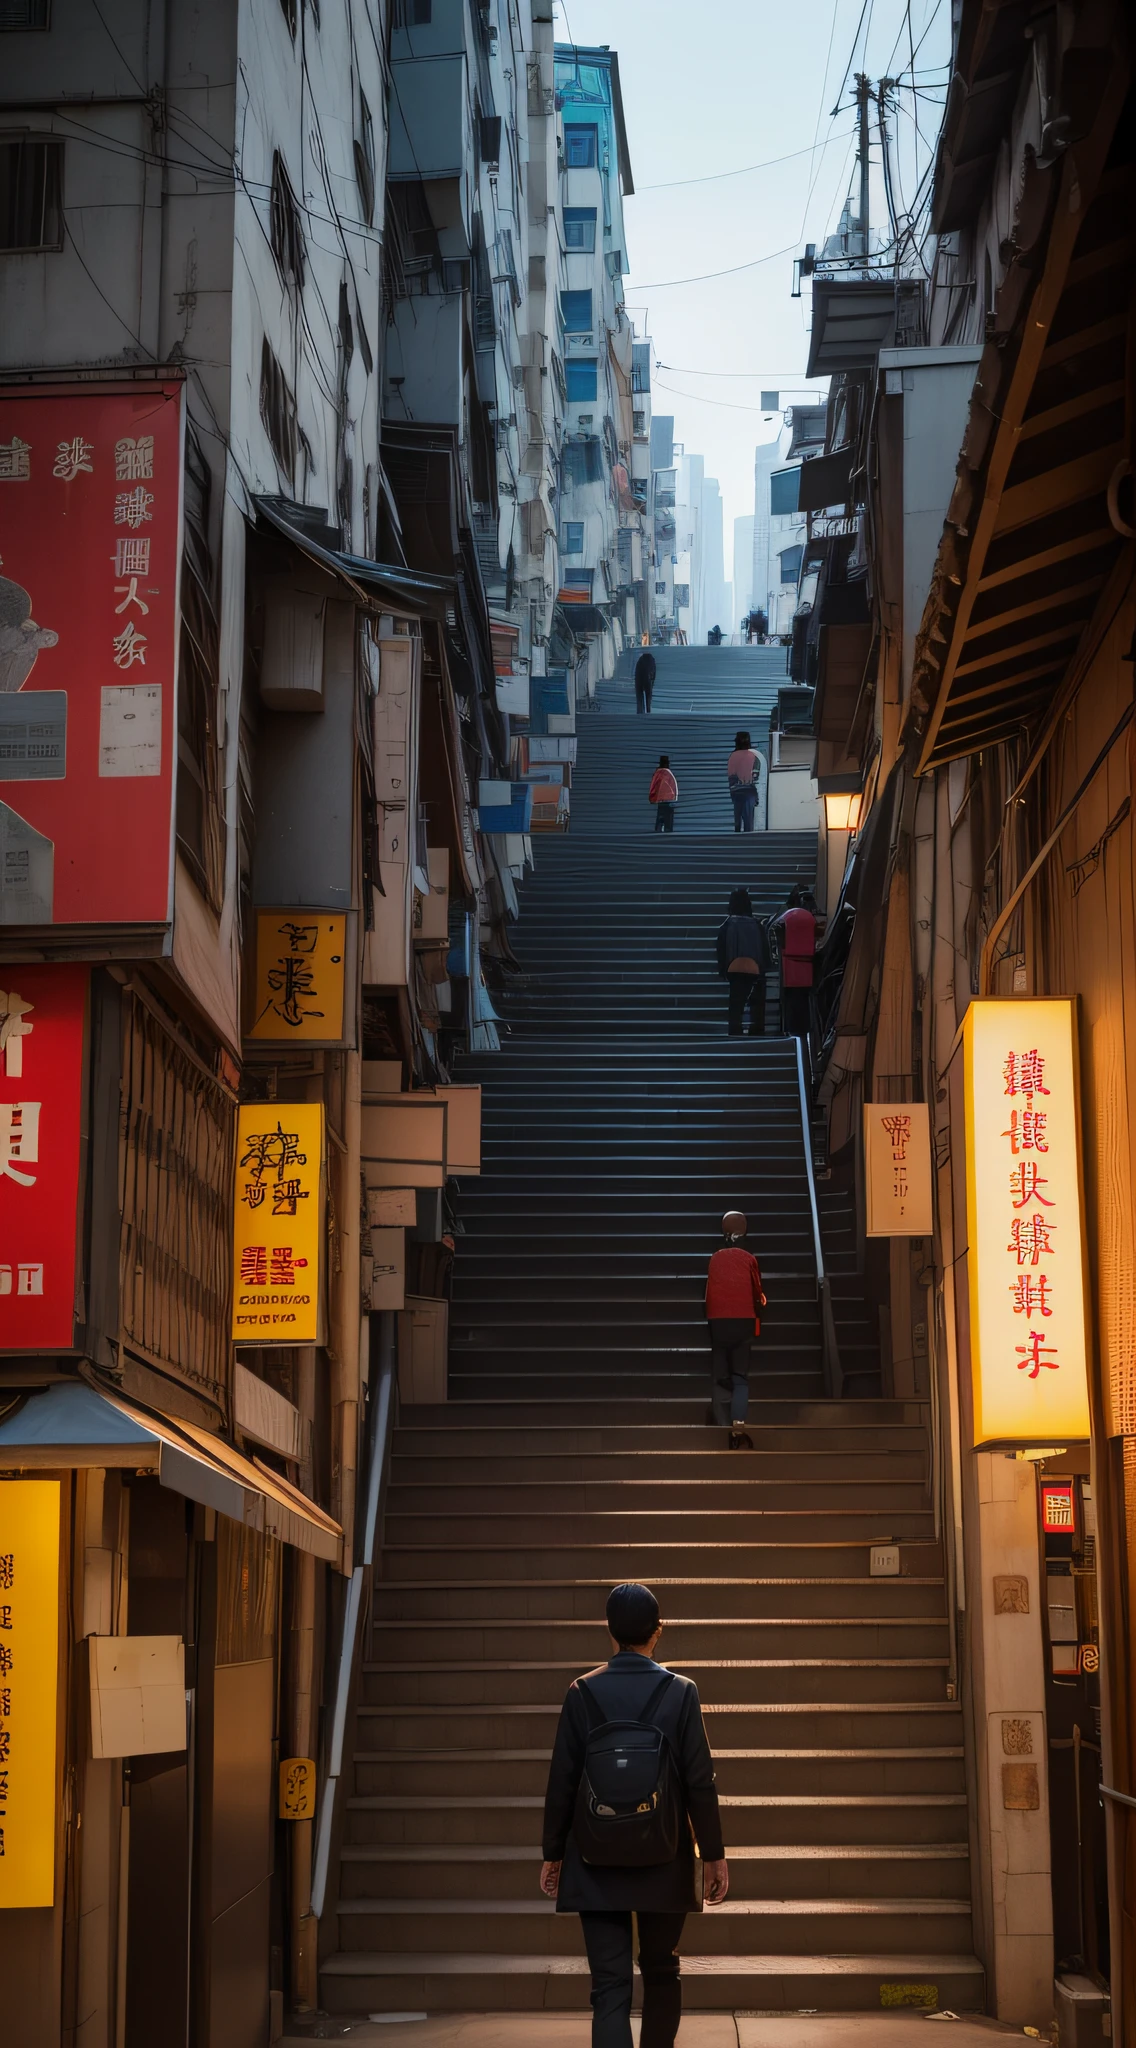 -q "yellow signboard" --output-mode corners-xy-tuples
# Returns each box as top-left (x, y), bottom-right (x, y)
(864, 1102), (933, 1236)
(0, 1479), (60, 1908)
(963, 999), (1090, 1448)
(232, 1102), (325, 1344)
(278, 1755), (316, 1820)
(248, 911), (347, 1042)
